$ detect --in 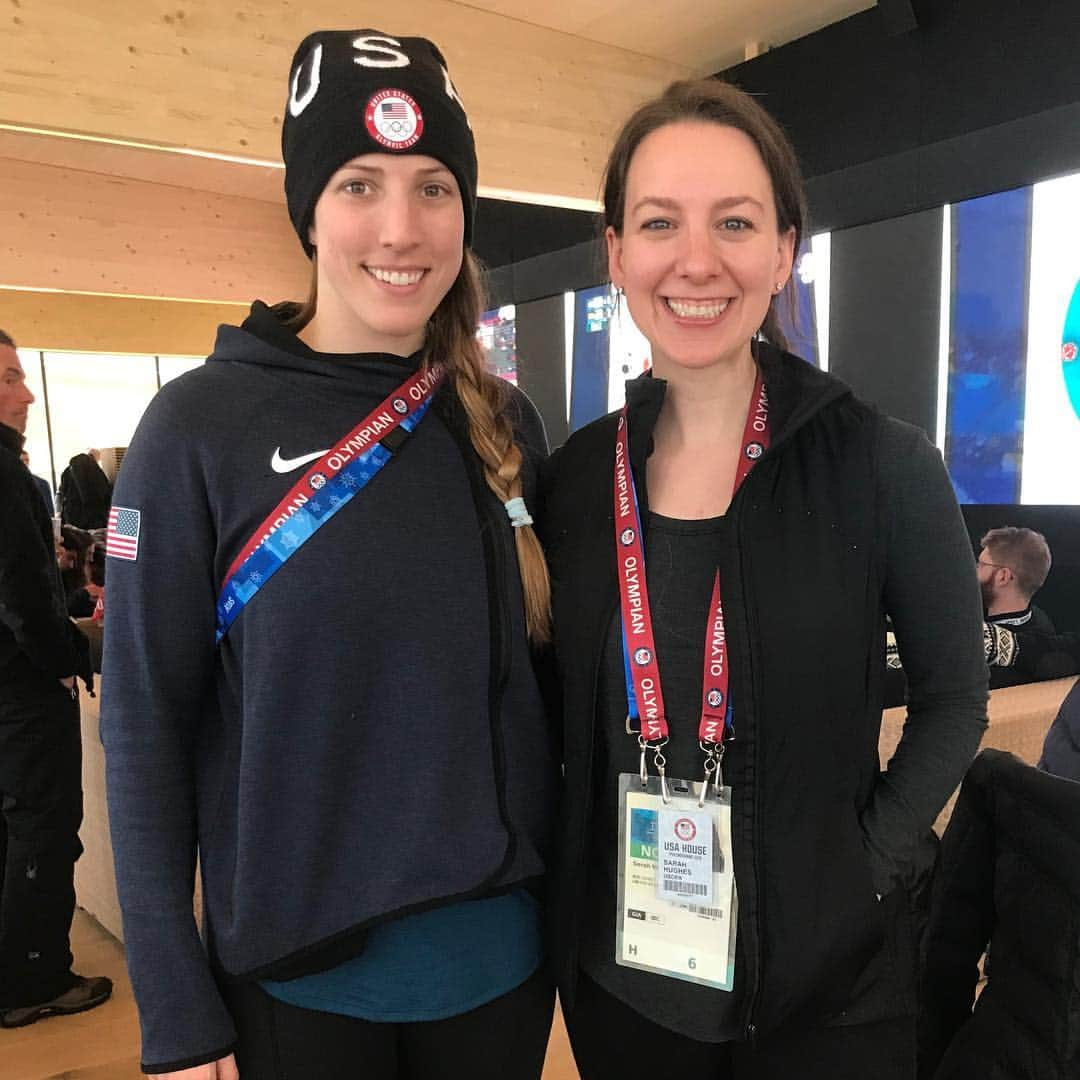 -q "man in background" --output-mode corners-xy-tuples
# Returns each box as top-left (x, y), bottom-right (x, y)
(976, 527), (1055, 633)
(0, 327), (111, 1028)
(19, 449), (54, 514)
